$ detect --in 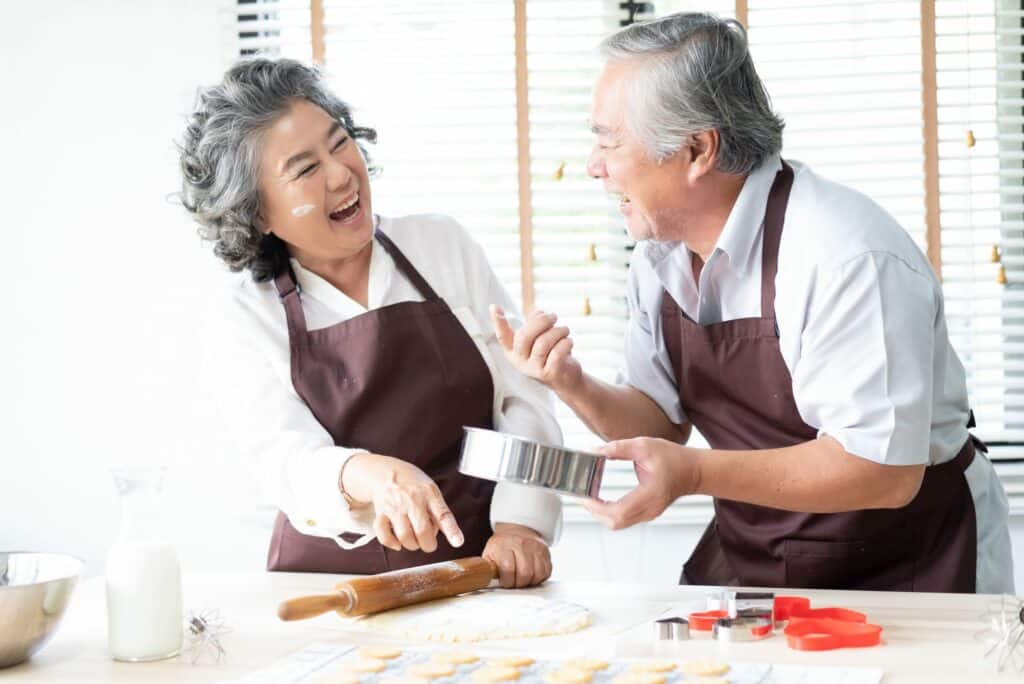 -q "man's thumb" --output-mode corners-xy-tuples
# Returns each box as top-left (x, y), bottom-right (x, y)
(490, 304), (515, 350)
